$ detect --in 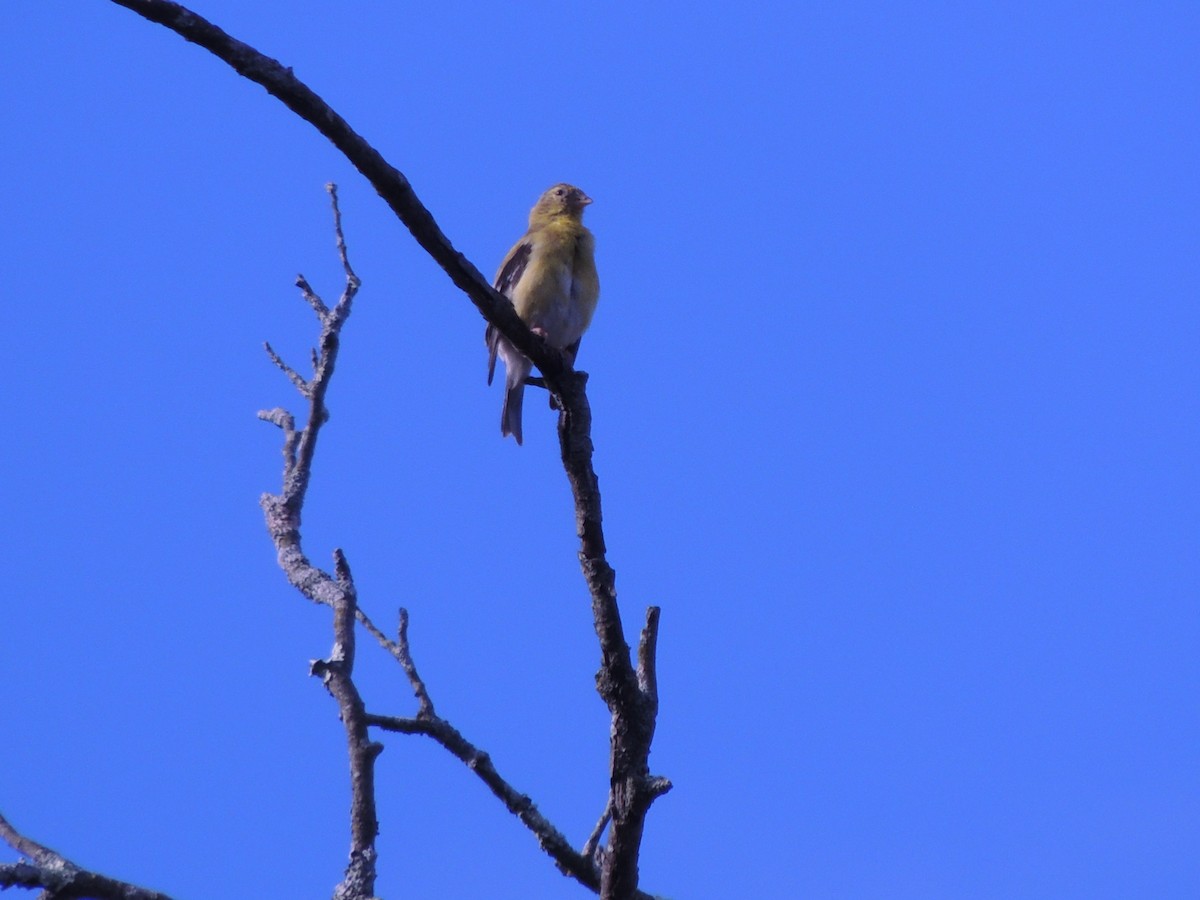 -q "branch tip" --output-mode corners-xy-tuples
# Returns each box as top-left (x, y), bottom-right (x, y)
(647, 776), (673, 799)
(264, 341), (310, 394)
(582, 800), (612, 864)
(636, 606), (662, 702)
(333, 548), (354, 587)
